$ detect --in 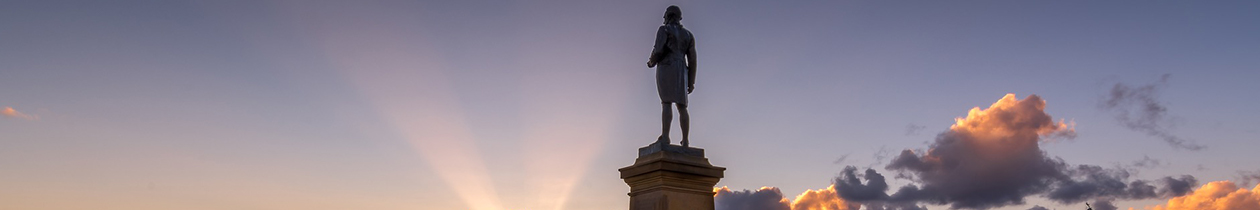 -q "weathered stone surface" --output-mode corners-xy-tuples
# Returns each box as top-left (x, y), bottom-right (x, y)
(621, 144), (724, 210)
